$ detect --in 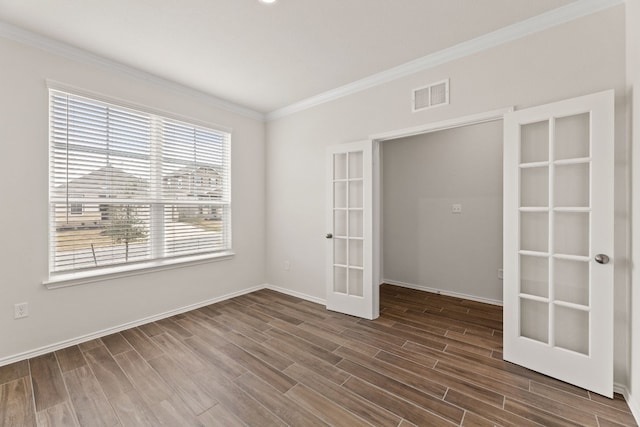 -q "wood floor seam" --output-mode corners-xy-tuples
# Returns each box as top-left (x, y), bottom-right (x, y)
(49, 352), (81, 427)
(0, 284), (636, 427)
